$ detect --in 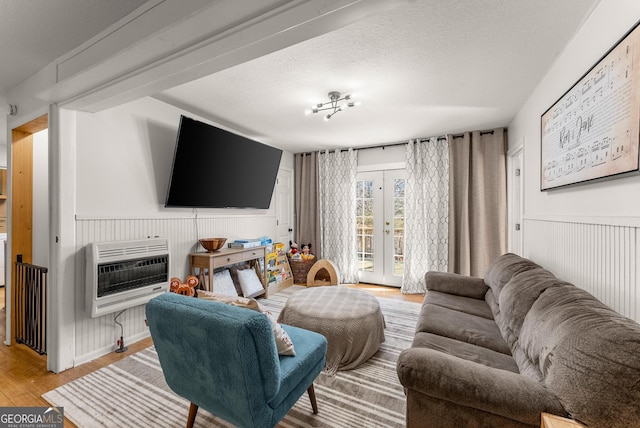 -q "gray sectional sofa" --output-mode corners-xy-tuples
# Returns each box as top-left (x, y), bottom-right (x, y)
(397, 253), (640, 427)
